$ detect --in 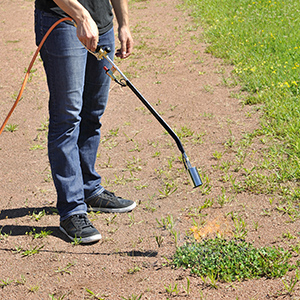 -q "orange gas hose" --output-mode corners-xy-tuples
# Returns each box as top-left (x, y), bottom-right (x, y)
(0, 17), (72, 136)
